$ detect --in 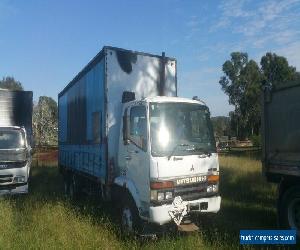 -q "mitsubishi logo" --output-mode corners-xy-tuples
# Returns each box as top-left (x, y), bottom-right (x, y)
(190, 165), (194, 172)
